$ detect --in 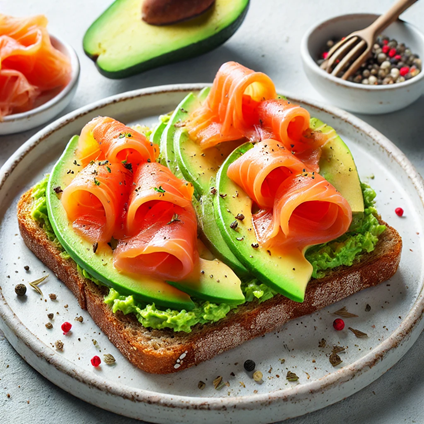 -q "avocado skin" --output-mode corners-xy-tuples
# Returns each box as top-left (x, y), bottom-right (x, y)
(84, 0), (250, 79)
